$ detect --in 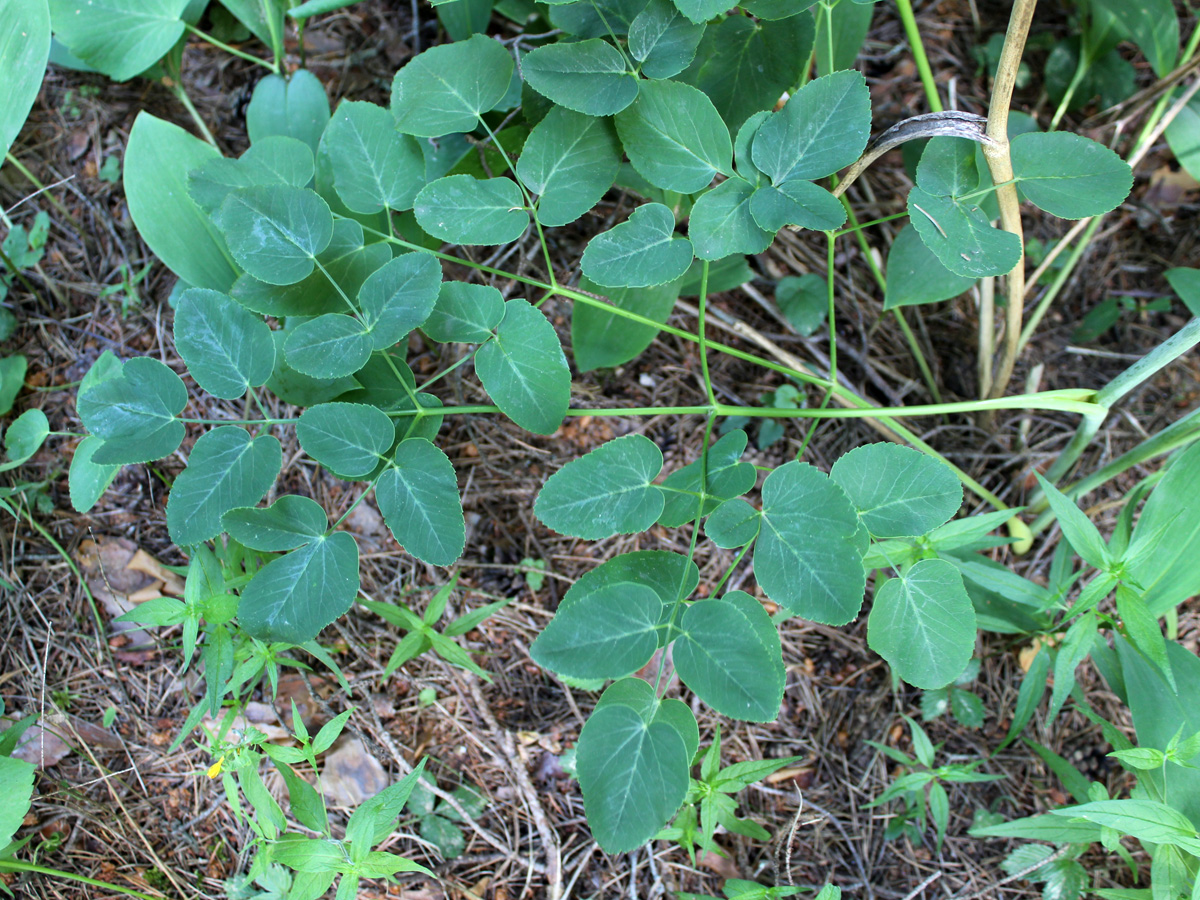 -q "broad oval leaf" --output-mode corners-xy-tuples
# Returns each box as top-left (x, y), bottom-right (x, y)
(580, 202), (693, 288)
(576, 704), (689, 854)
(237, 531), (360, 644)
(174, 288), (275, 399)
(124, 113), (239, 292)
(216, 185), (335, 285)
(69, 435), (120, 513)
(571, 276), (681, 372)
(535, 434), (665, 538)
(296, 402), (395, 479)
(76, 357), (188, 465)
(357, 252), (442, 349)
(830, 443), (962, 538)
(223, 495), (329, 552)
(376, 438), (465, 566)
(674, 591), (783, 721)
(704, 497), (761, 548)
(748, 180), (846, 233)
(883, 224), (975, 310)
(688, 175), (774, 260)
(558, 550), (700, 624)
(1, 0), (50, 158)
(166, 427), (282, 547)
(283, 313), (372, 379)
(517, 107), (621, 227)
(475, 299), (571, 434)
(627, 0), (704, 79)
(391, 34), (514, 136)
(751, 70), (870, 184)
(0, 755), (35, 851)
(413, 175), (529, 246)
(425, 281), (505, 343)
(242, 136), (316, 187)
(324, 100), (426, 214)
(246, 71), (330, 154)
(523, 39), (639, 117)
(615, 79), (732, 194)
(907, 186), (1021, 279)
(1010, 132), (1132, 219)
(531, 582), (663, 679)
(2, 408), (49, 469)
(48, 0), (187, 81)
(754, 461), (865, 623)
(867, 559), (976, 689)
